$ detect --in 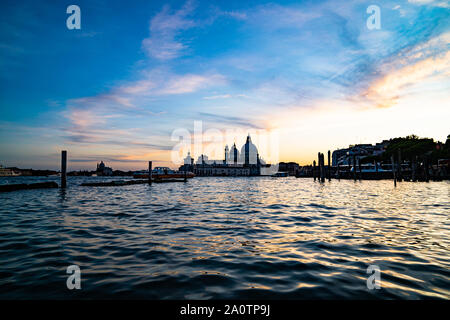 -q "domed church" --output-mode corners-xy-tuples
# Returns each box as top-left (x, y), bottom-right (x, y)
(240, 134), (259, 166)
(180, 134), (262, 176)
